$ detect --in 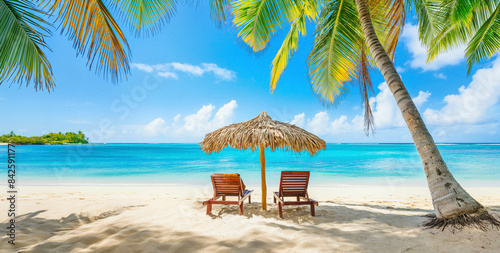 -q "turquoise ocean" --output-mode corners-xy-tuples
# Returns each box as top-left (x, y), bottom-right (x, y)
(3, 144), (500, 187)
